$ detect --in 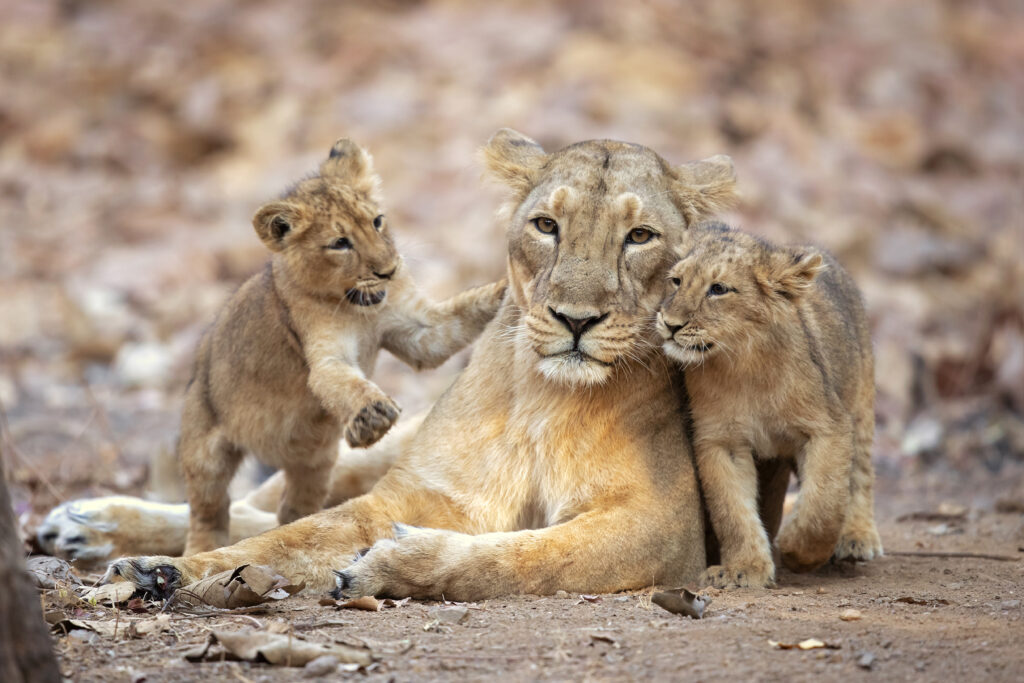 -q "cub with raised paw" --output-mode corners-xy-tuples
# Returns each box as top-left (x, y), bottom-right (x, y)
(177, 139), (506, 555)
(658, 223), (882, 588)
